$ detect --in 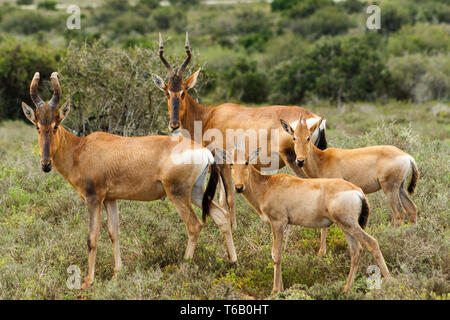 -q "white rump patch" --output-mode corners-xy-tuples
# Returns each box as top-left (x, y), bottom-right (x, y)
(395, 155), (415, 177)
(334, 190), (364, 213)
(171, 148), (214, 166)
